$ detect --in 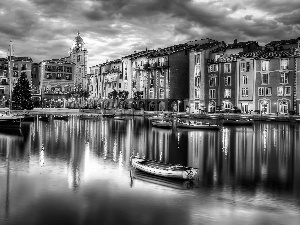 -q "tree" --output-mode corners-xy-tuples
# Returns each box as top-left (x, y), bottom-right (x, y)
(117, 90), (129, 108)
(108, 89), (118, 108)
(12, 72), (34, 110)
(132, 91), (143, 109)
